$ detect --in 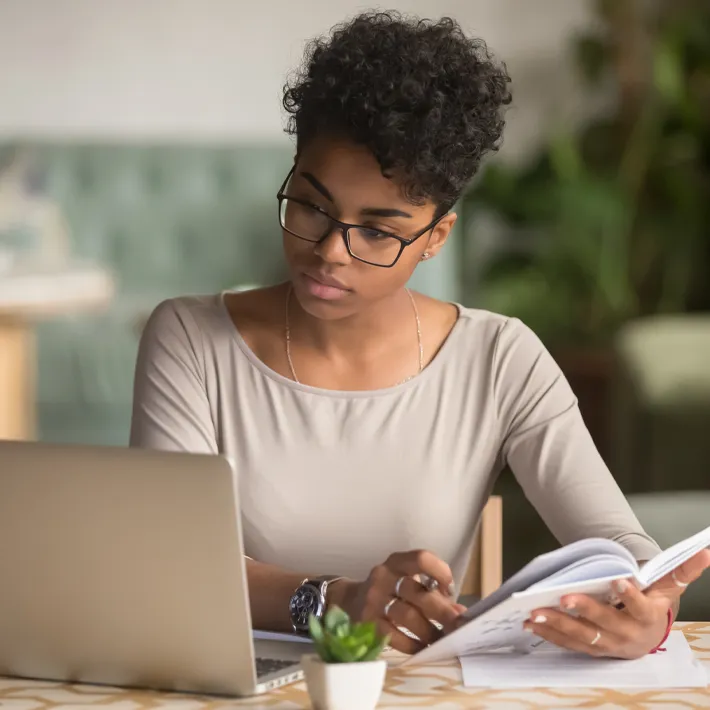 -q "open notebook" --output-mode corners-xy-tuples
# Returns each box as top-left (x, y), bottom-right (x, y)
(405, 524), (710, 665)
